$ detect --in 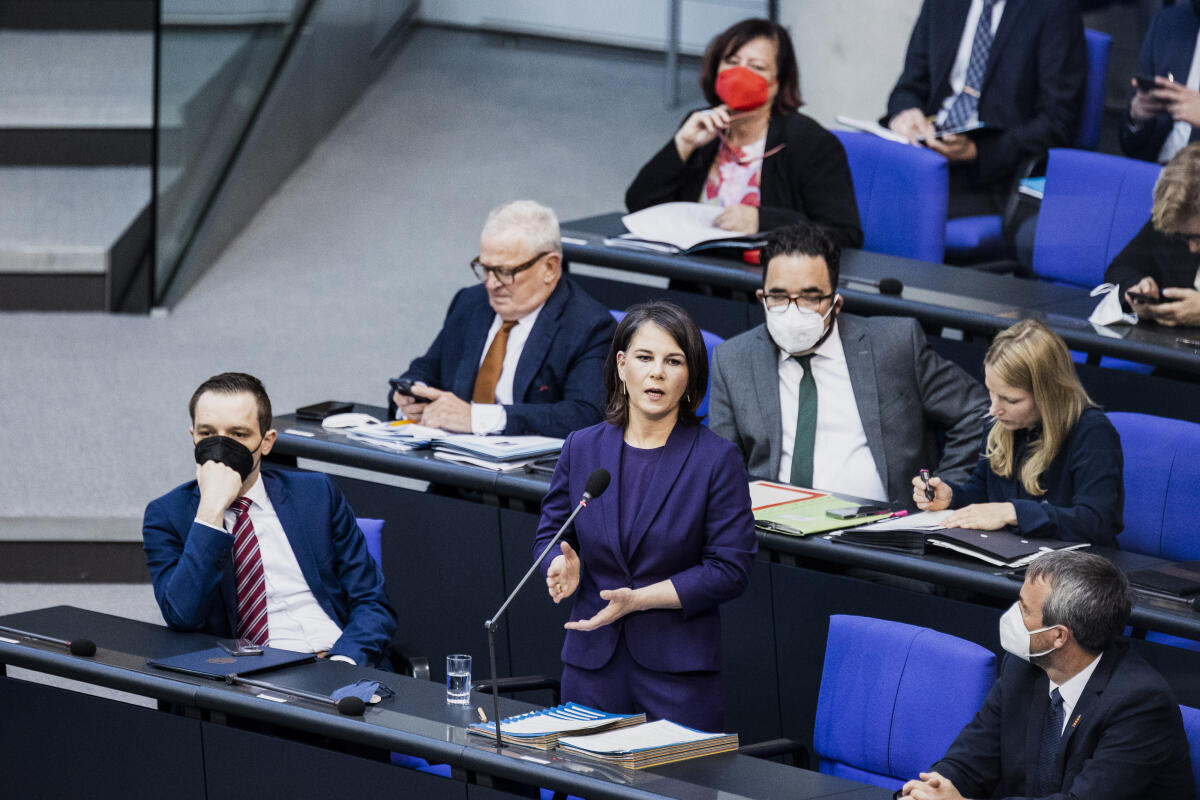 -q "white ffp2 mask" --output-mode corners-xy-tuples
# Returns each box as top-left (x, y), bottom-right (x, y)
(764, 302), (834, 355)
(998, 602), (1057, 661)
